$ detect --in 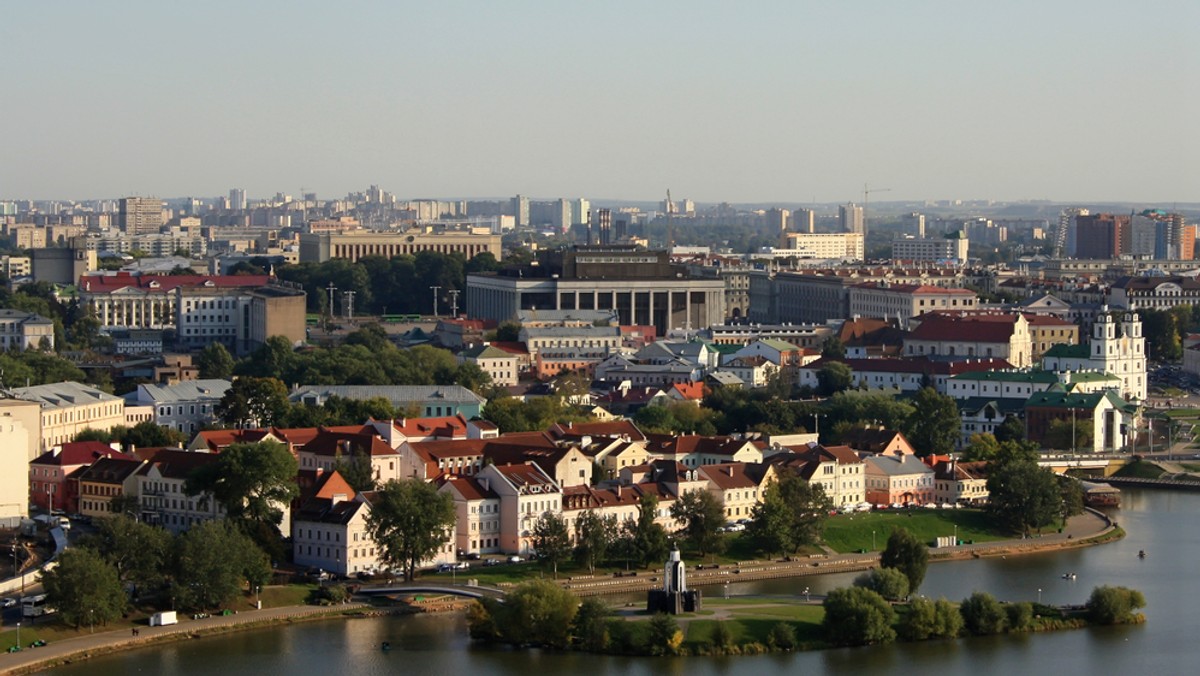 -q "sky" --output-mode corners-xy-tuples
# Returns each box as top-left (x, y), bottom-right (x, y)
(4, 1), (1198, 204)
